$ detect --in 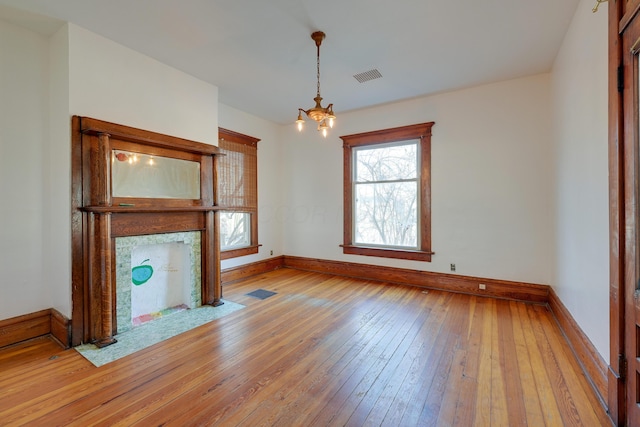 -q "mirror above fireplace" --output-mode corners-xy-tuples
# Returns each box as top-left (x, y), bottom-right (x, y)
(111, 150), (201, 200)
